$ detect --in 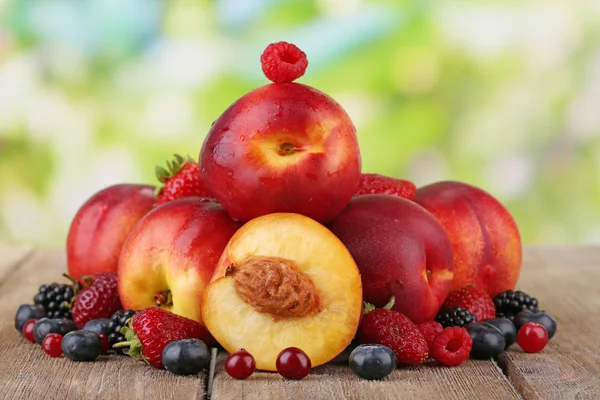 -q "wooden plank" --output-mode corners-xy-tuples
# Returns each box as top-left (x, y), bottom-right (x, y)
(211, 350), (521, 399)
(0, 249), (207, 400)
(0, 244), (33, 284)
(212, 351), (520, 399)
(499, 245), (600, 400)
